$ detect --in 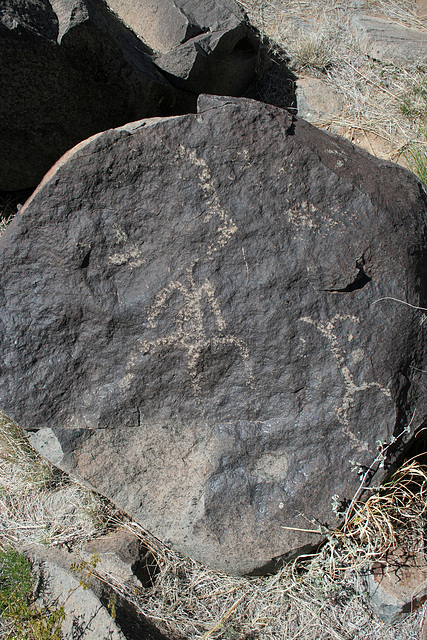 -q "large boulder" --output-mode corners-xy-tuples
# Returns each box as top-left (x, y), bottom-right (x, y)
(1, 95), (427, 574)
(350, 14), (427, 65)
(105, 0), (259, 95)
(0, 0), (195, 191)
